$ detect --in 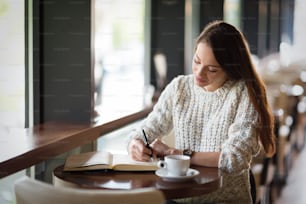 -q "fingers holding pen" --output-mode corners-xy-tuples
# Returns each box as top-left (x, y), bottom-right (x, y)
(128, 139), (152, 162)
